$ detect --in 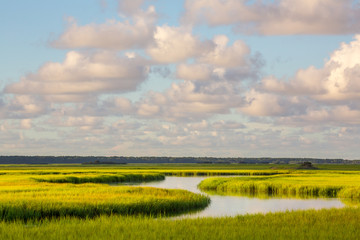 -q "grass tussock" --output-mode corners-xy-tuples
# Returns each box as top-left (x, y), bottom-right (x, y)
(32, 173), (165, 184)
